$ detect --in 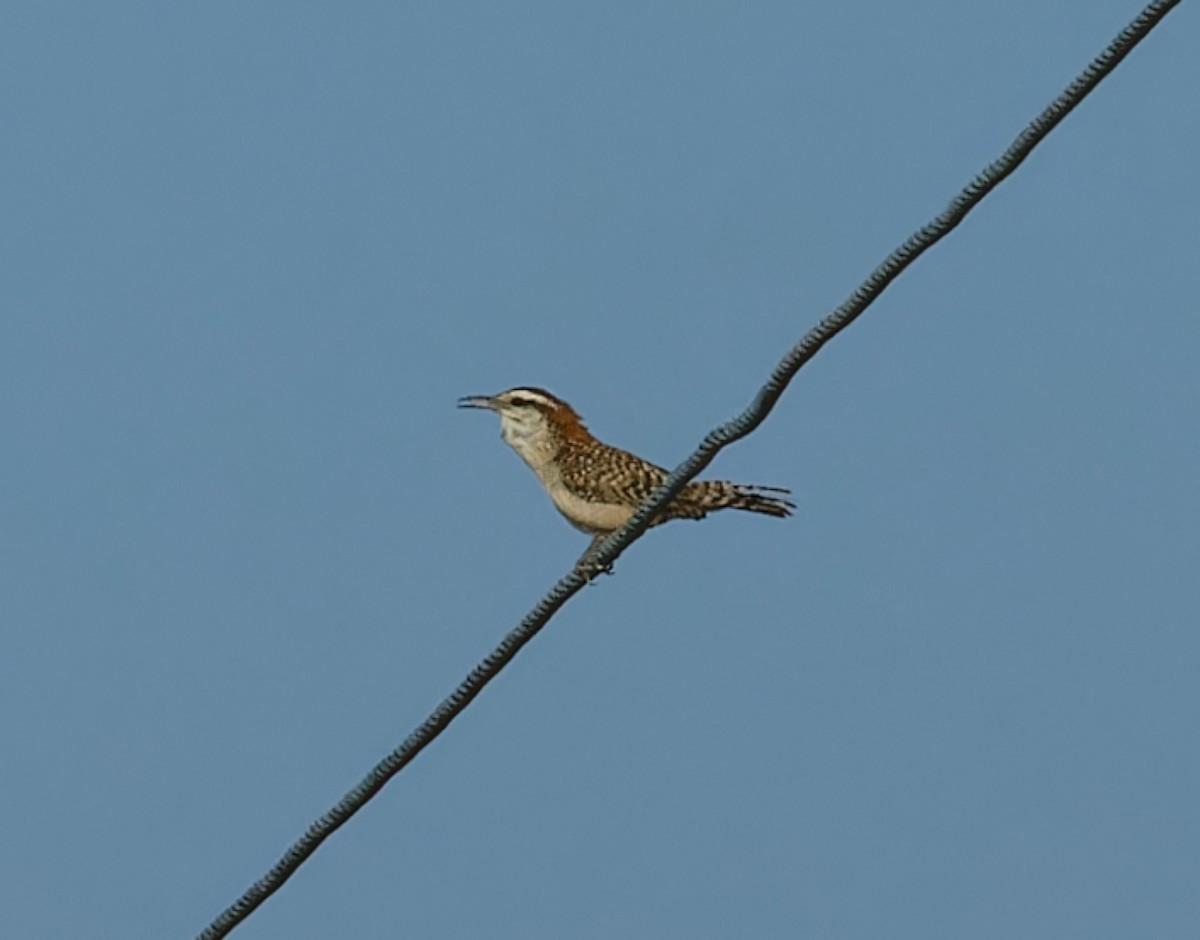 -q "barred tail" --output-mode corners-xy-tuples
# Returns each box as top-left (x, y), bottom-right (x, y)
(673, 481), (795, 521)
(725, 483), (795, 518)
